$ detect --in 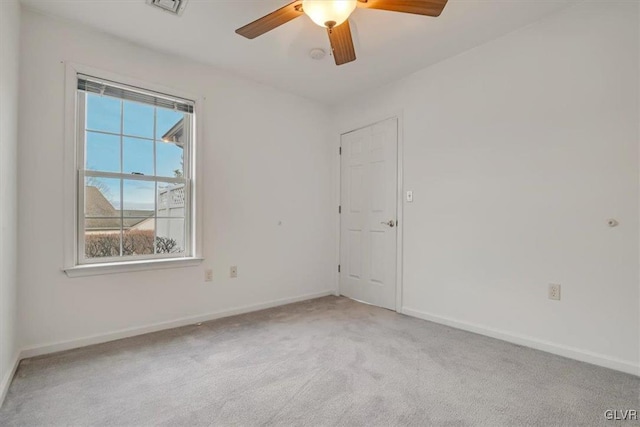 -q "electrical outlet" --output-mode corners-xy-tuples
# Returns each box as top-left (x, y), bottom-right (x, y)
(548, 284), (561, 301)
(204, 269), (213, 282)
(230, 266), (238, 278)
